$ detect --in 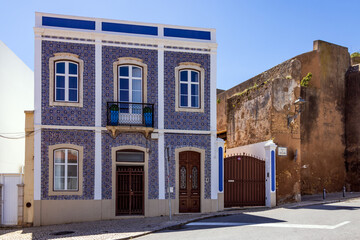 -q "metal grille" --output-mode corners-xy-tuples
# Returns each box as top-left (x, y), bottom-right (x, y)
(224, 154), (265, 207)
(116, 166), (144, 215)
(107, 102), (154, 127)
